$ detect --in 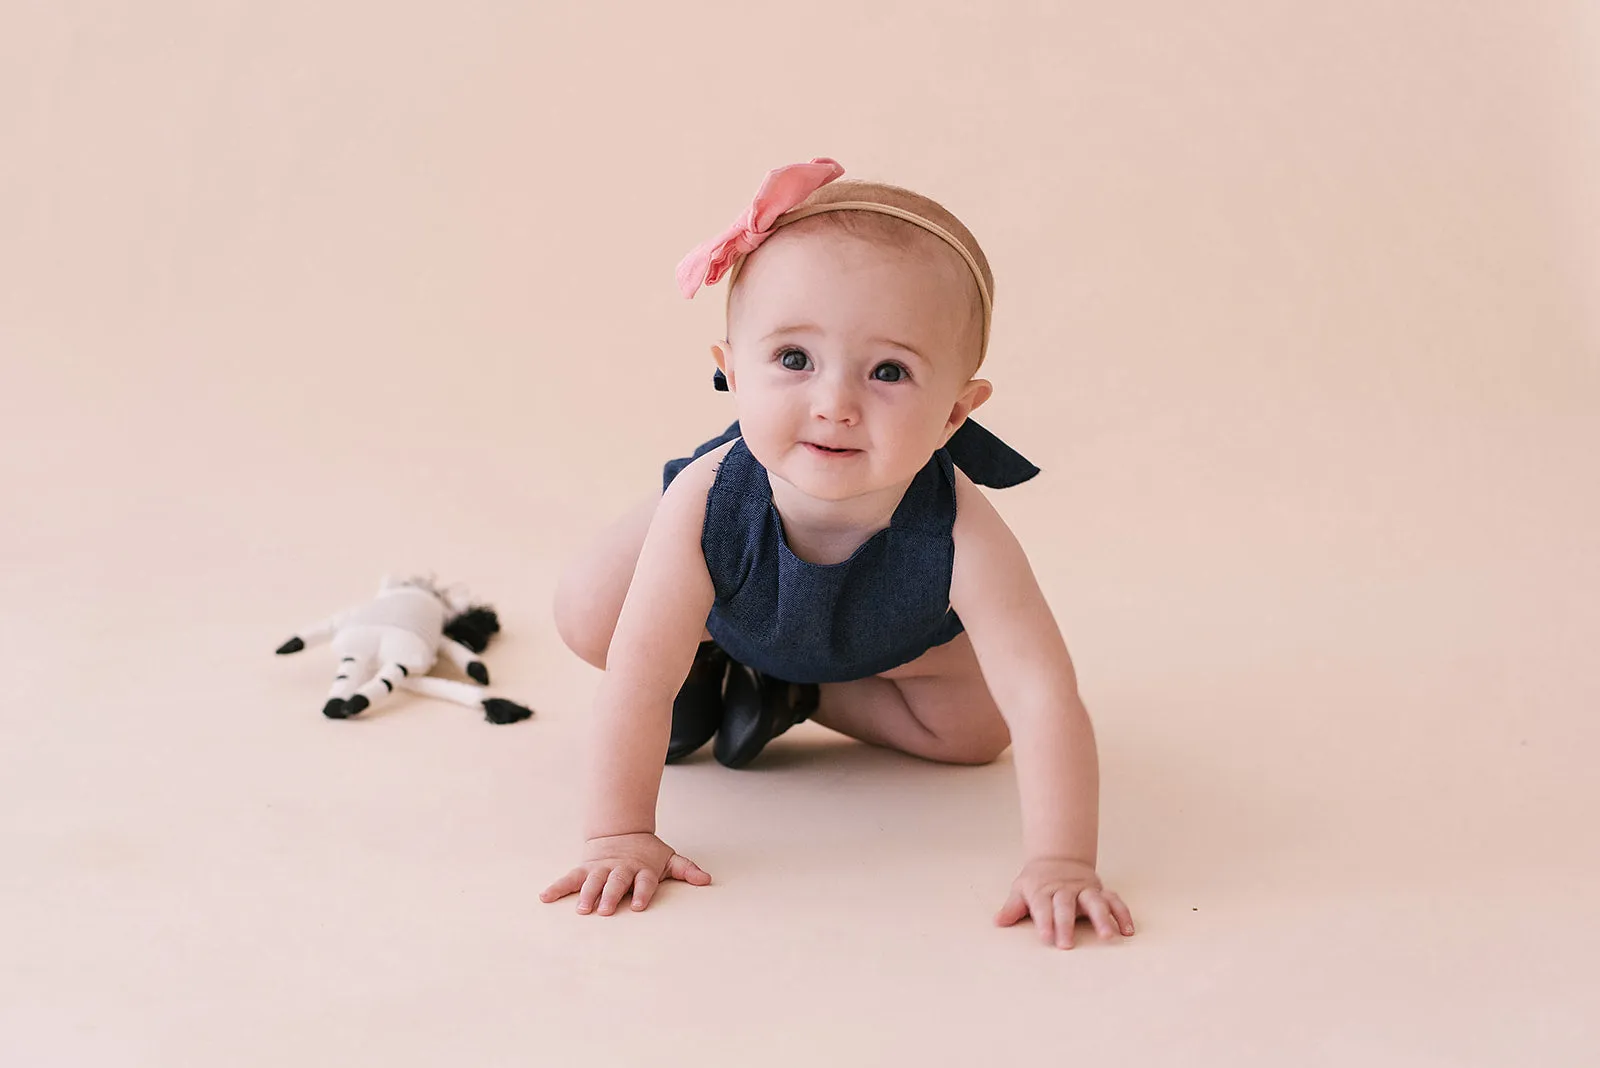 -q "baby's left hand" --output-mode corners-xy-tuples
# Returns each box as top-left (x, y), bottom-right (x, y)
(996, 857), (1135, 950)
